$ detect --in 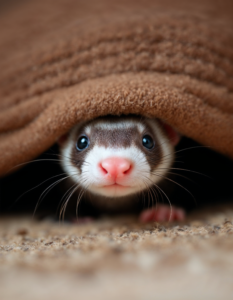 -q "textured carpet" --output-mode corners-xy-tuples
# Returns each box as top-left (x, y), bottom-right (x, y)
(1, 205), (233, 300)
